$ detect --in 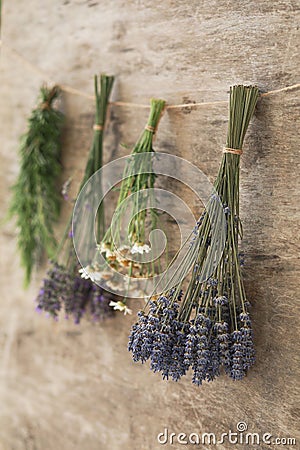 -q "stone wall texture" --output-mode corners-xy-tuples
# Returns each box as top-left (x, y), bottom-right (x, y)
(0, 1), (299, 449)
